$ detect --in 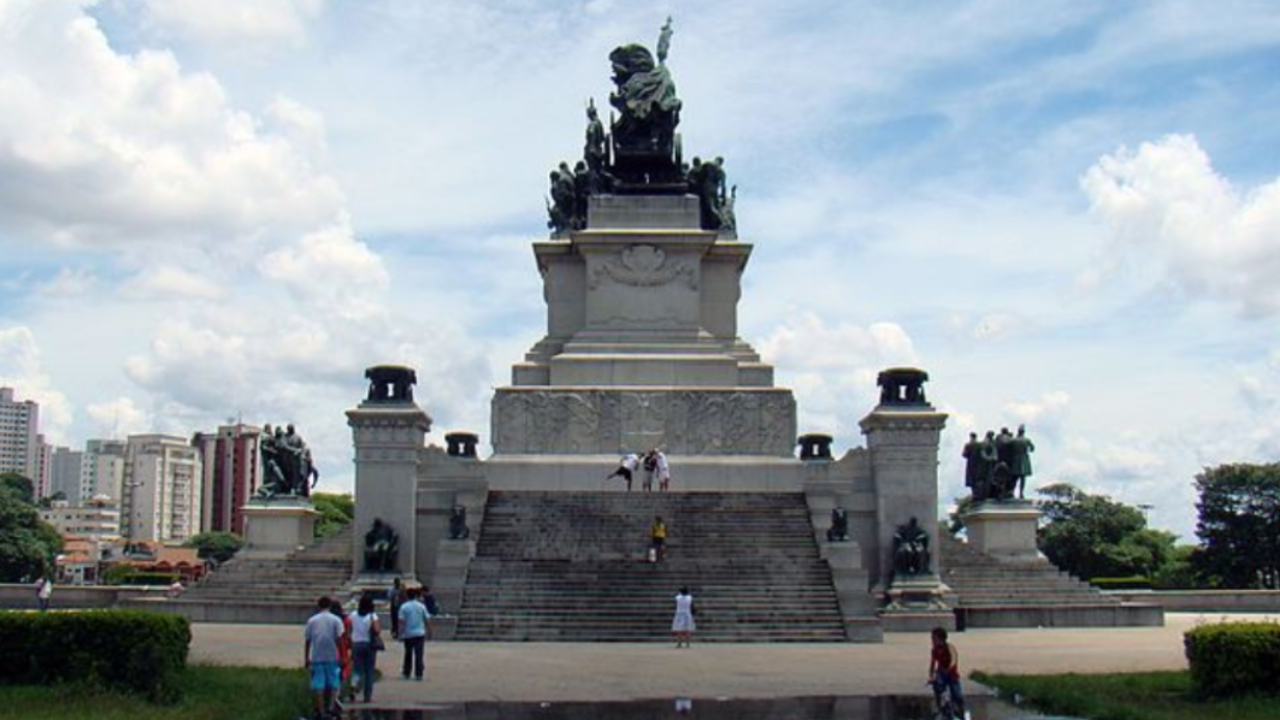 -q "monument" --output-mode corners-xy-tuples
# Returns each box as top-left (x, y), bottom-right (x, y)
(348, 21), (953, 639)
(240, 423), (320, 558)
